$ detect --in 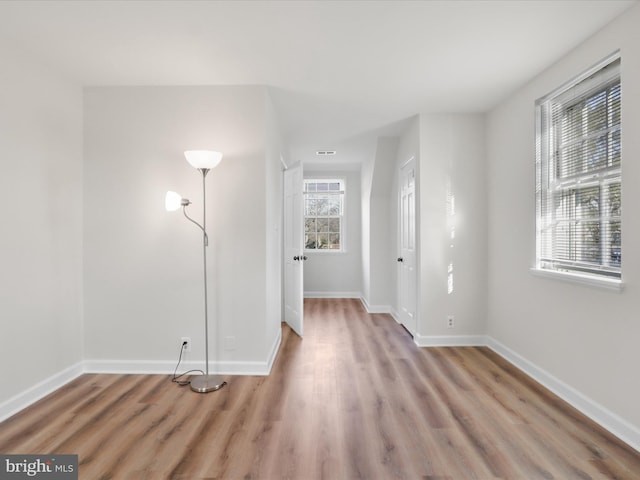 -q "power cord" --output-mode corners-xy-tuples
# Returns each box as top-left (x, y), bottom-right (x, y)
(172, 341), (204, 386)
